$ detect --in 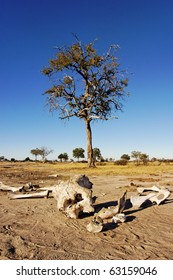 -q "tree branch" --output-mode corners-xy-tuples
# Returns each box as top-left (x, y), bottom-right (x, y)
(89, 115), (118, 121)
